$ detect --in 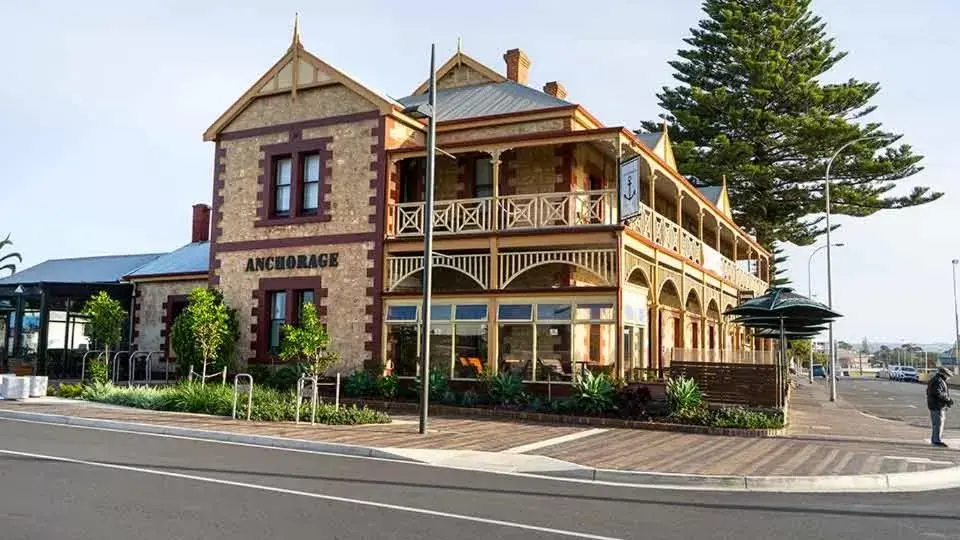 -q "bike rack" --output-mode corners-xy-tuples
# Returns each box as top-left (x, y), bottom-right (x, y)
(80, 350), (104, 382)
(232, 374), (254, 421)
(111, 351), (131, 385)
(295, 375), (319, 425)
(127, 351), (148, 386)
